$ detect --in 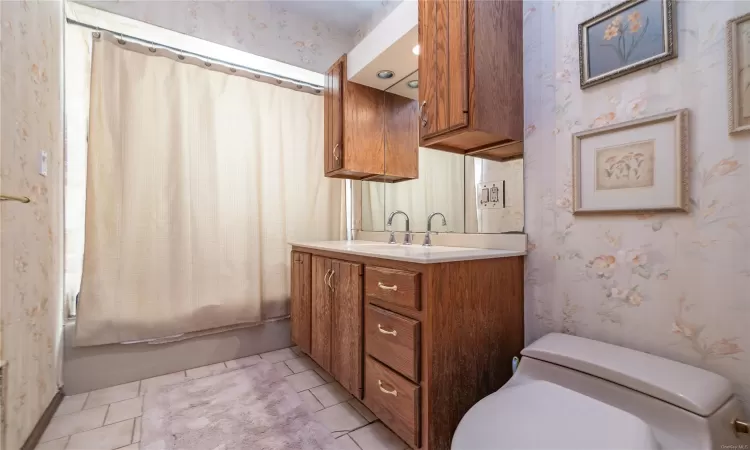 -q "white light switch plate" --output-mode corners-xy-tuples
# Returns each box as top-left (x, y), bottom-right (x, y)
(39, 151), (48, 177)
